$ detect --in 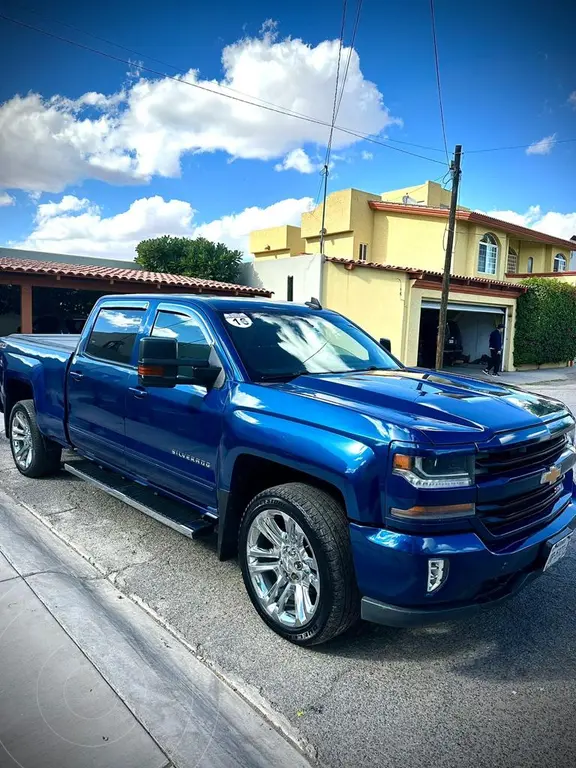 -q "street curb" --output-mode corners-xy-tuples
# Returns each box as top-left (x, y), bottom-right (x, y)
(11, 493), (319, 765)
